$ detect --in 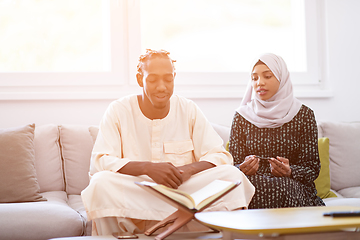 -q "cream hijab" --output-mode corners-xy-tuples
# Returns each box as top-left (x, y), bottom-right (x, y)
(236, 53), (302, 128)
